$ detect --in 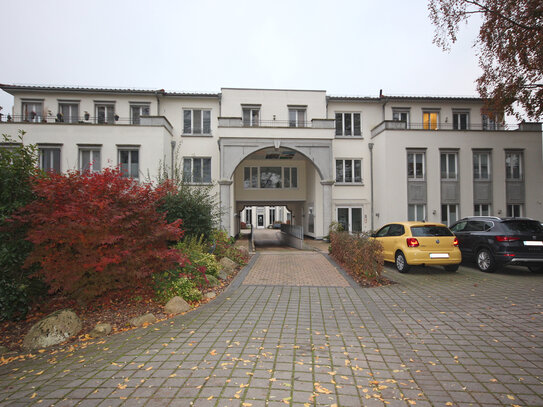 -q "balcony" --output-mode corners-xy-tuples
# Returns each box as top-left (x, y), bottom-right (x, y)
(369, 120), (534, 138)
(217, 117), (335, 140)
(218, 117), (334, 129)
